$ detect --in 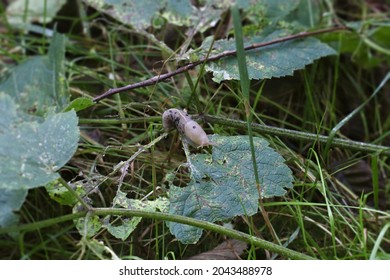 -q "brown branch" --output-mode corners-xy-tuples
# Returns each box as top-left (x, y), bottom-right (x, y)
(93, 25), (348, 102)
